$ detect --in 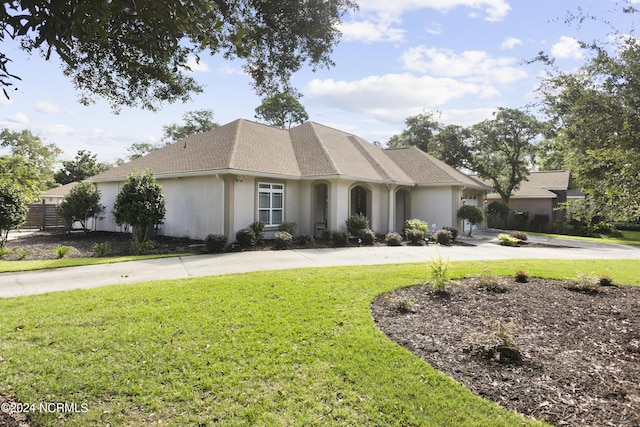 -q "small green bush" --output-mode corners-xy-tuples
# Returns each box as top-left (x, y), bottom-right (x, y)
(498, 233), (520, 246)
(274, 231), (293, 249)
(512, 210), (529, 230)
(404, 218), (429, 235)
(331, 231), (349, 247)
(513, 269), (529, 283)
(405, 228), (426, 245)
(204, 234), (227, 254)
(435, 229), (453, 246)
(442, 226), (458, 241)
(393, 298), (415, 313)
(476, 269), (506, 293)
(54, 245), (72, 259)
(236, 227), (257, 249)
(346, 214), (369, 236)
(91, 242), (111, 257)
(465, 320), (522, 364)
(509, 230), (528, 241)
(598, 274), (614, 286)
(0, 247), (12, 257)
(385, 232), (403, 246)
(249, 221), (265, 243)
(132, 239), (154, 255)
(295, 234), (315, 248)
(359, 228), (376, 246)
(320, 228), (332, 242)
(428, 254), (452, 293)
(278, 221), (296, 235)
(565, 273), (602, 294)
